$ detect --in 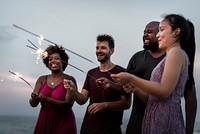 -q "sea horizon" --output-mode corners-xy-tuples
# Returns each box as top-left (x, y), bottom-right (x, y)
(0, 115), (199, 134)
